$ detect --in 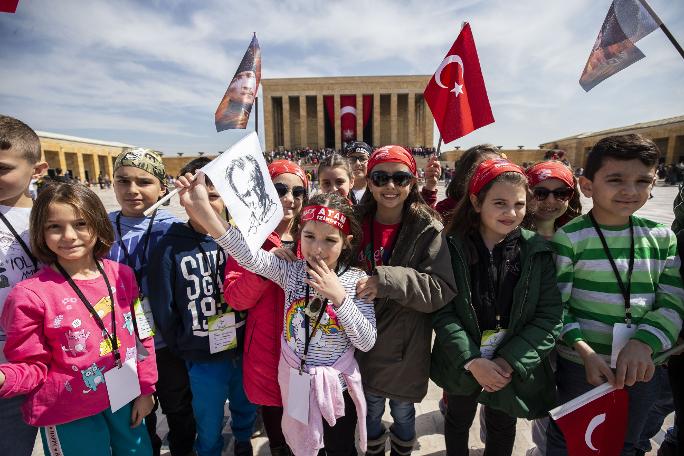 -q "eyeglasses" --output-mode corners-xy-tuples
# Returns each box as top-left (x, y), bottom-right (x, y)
(532, 187), (574, 202)
(369, 171), (414, 187)
(274, 183), (307, 199)
(347, 155), (368, 164)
